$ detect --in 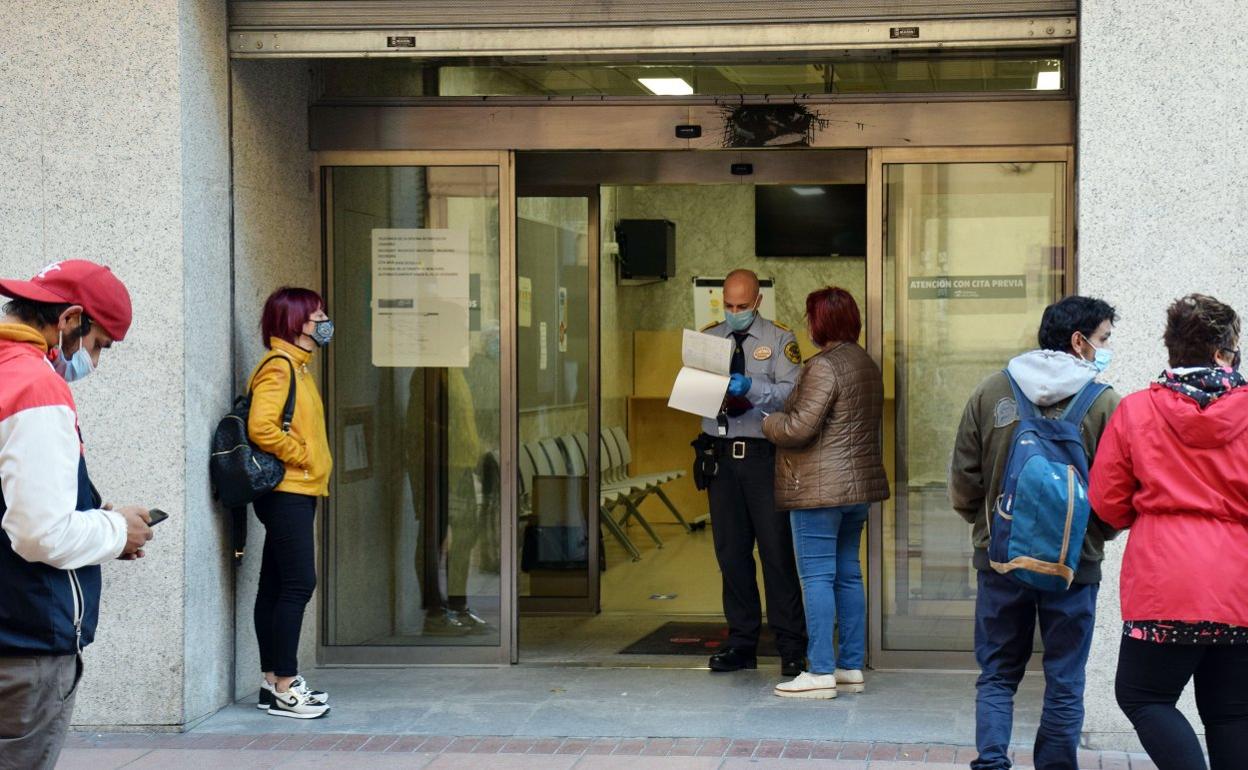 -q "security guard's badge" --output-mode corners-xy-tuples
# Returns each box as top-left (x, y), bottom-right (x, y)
(784, 341), (802, 364)
(753, 346), (772, 361)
